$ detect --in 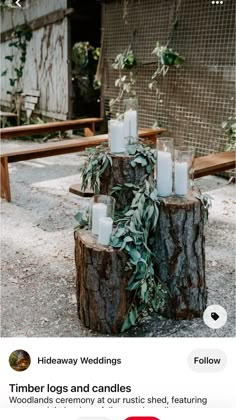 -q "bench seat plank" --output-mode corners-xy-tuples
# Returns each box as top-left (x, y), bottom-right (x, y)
(0, 117), (104, 139)
(194, 150), (235, 178)
(0, 128), (165, 160)
(0, 128), (165, 201)
(69, 150), (235, 198)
